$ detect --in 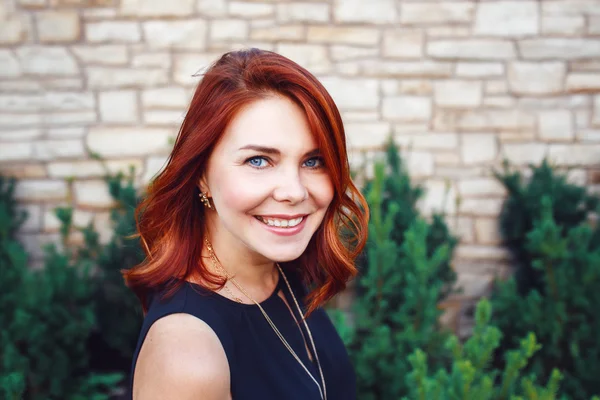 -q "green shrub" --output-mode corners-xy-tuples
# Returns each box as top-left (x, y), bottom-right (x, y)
(404, 299), (591, 400)
(0, 176), (121, 399)
(492, 161), (600, 399)
(335, 140), (458, 399)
